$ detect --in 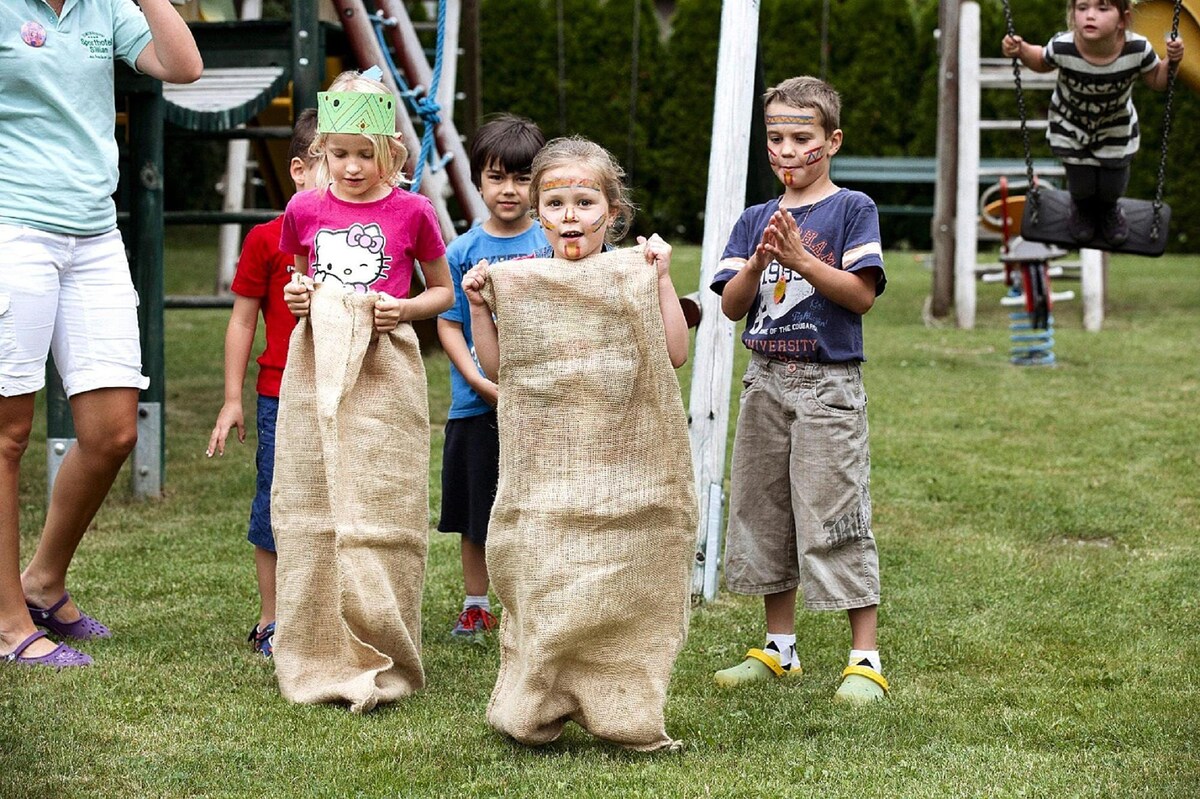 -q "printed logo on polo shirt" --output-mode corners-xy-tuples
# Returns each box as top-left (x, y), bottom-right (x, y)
(80, 32), (112, 59)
